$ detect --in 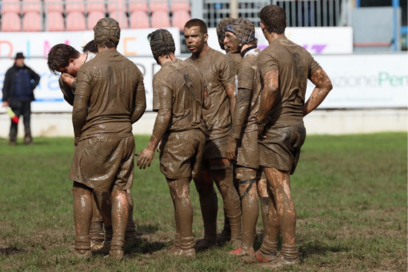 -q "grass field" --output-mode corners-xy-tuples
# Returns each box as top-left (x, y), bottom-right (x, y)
(0, 133), (406, 272)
